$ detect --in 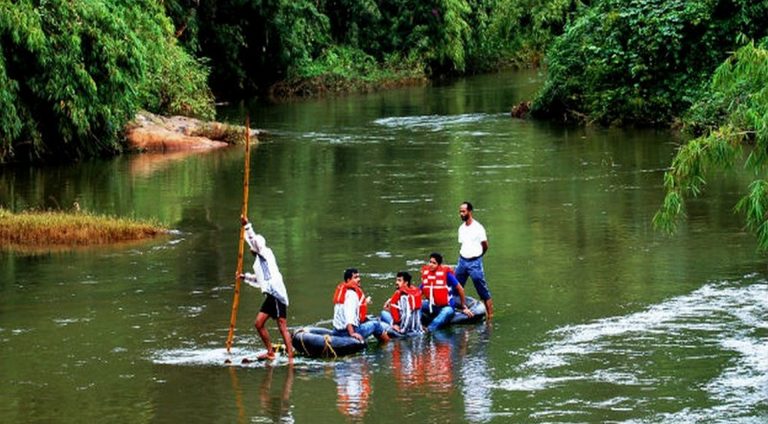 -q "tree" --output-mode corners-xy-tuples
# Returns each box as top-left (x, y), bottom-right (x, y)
(654, 39), (768, 249)
(0, 0), (212, 163)
(531, 0), (768, 126)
